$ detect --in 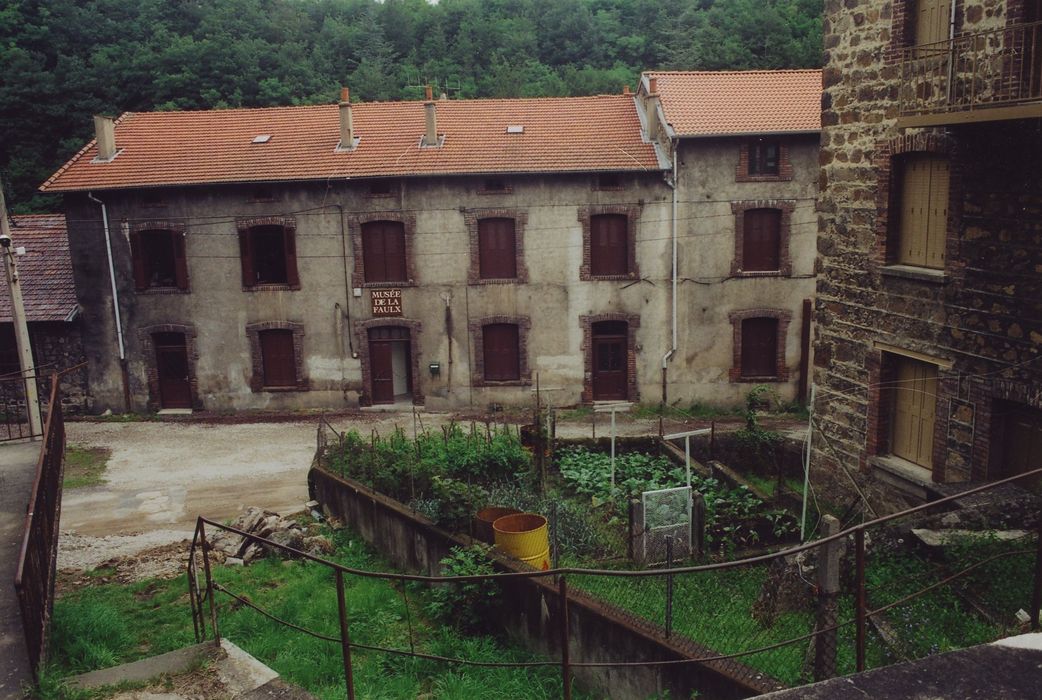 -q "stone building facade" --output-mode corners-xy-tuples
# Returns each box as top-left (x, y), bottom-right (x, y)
(814, 0), (1042, 511)
(42, 78), (820, 414)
